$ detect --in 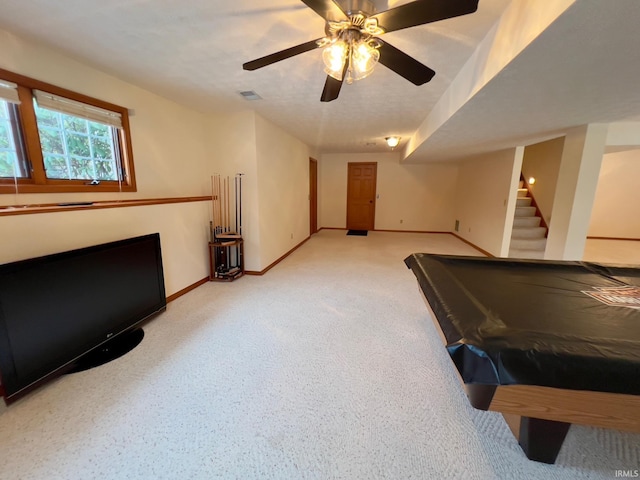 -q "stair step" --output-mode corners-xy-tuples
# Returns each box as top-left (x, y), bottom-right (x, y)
(517, 188), (528, 197)
(513, 216), (541, 227)
(515, 206), (537, 217)
(510, 237), (547, 251)
(511, 226), (547, 239)
(516, 197), (532, 207)
(509, 248), (545, 260)
(519, 181), (524, 188)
